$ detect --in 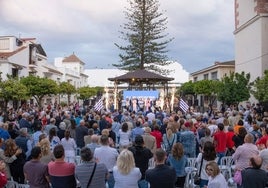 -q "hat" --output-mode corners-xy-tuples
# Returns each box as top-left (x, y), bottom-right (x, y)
(135, 135), (144, 145)
(184, 122), (191, 127)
